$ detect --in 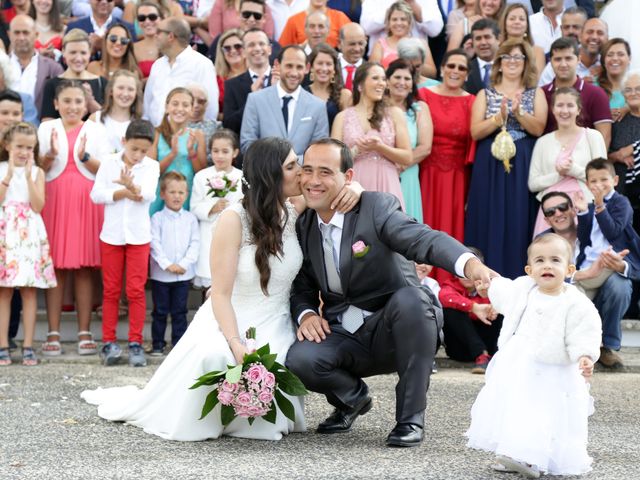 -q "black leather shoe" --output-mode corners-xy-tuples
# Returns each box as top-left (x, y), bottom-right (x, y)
(316, 396), (372, 434)
(386, 423), (424, 447)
